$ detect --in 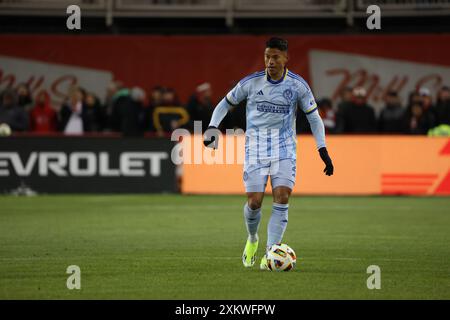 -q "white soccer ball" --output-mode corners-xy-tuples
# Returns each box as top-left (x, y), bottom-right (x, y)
(266, 243), (297, 272)
(0, 123), (12, 137)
